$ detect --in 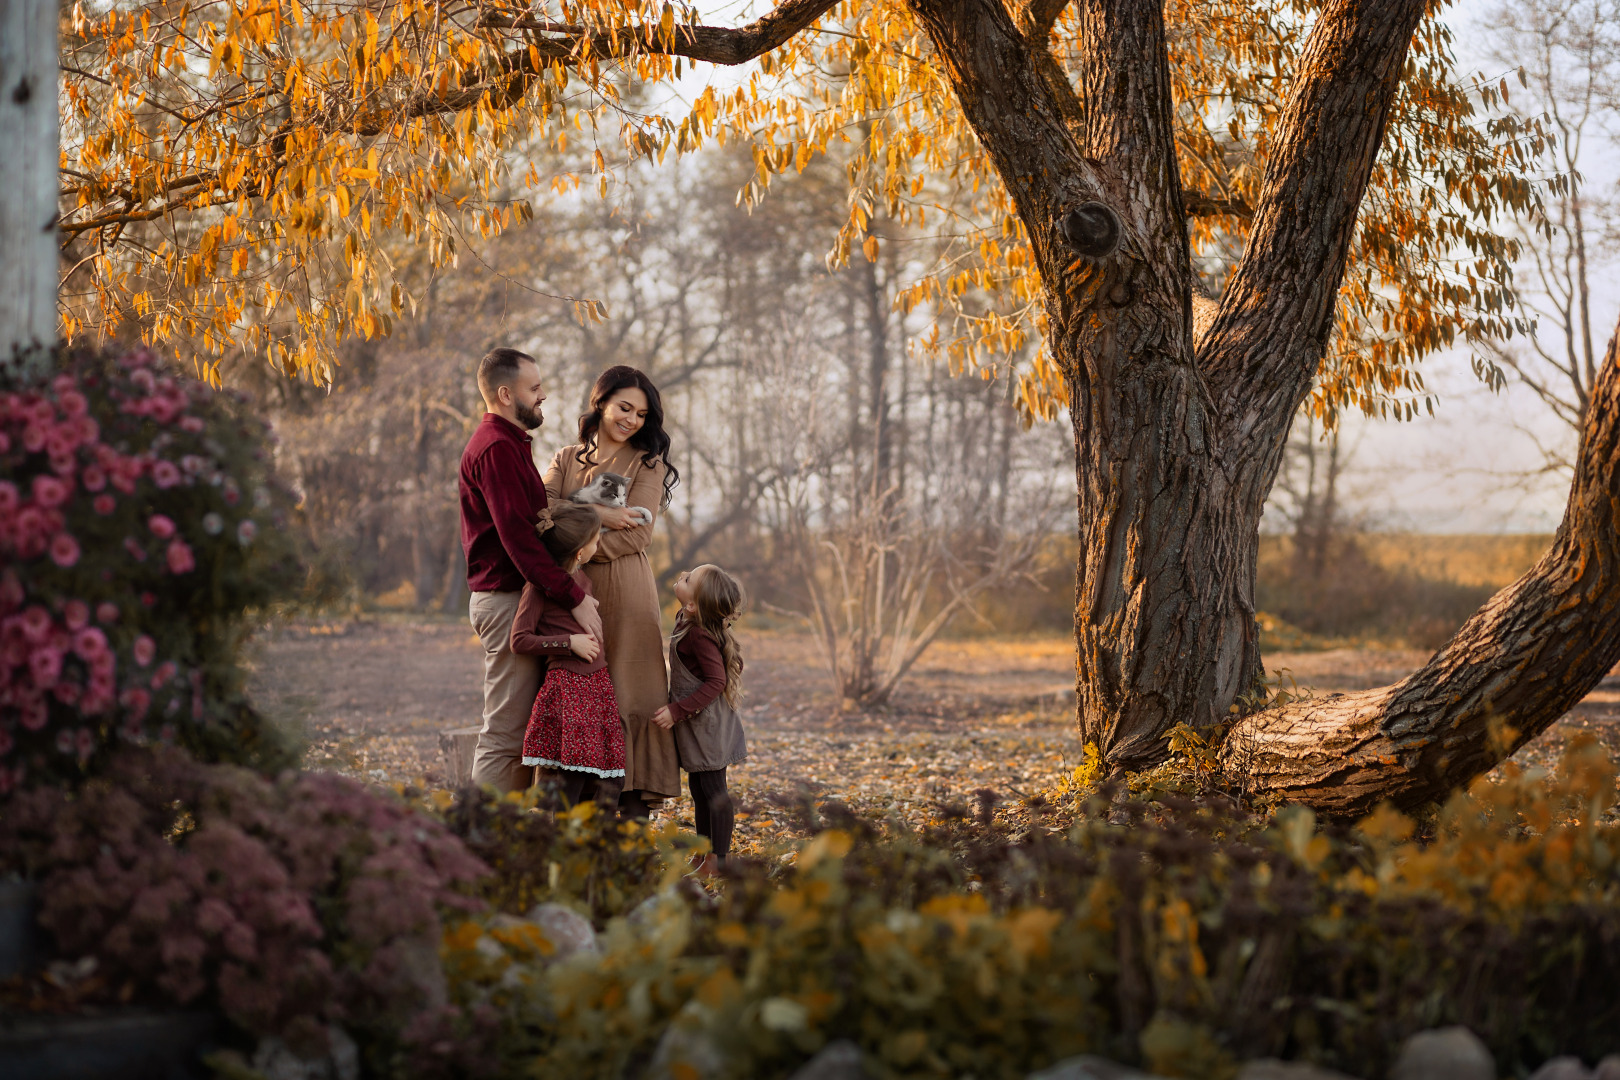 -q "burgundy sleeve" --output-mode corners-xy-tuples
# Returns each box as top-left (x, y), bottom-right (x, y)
(509, 586), (577, 657)
(671, 630), (730, 721)
(475, 440), (585, 608)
